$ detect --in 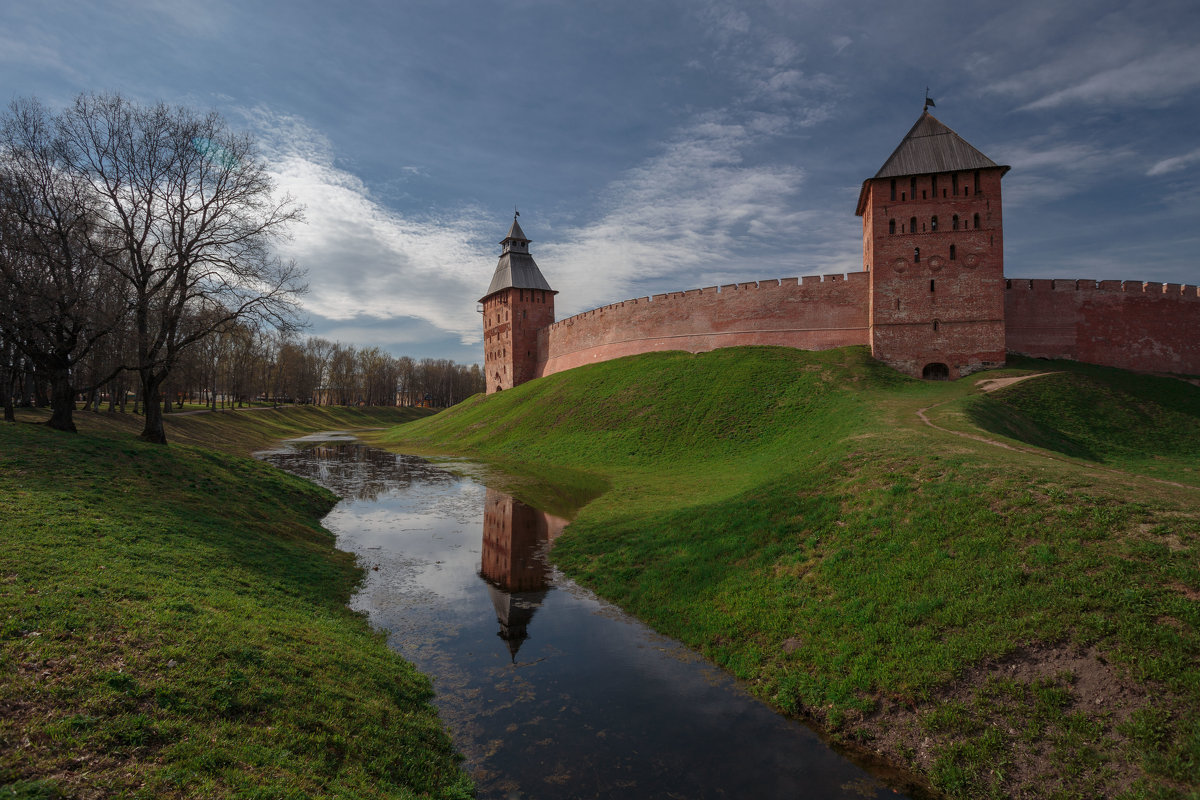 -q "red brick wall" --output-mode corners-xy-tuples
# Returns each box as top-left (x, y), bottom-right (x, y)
(863, 167), (1007, 378)
(536, 273), (870, 378)
(482, 287), (556, 393)
(1006, 279), (1200, 375)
